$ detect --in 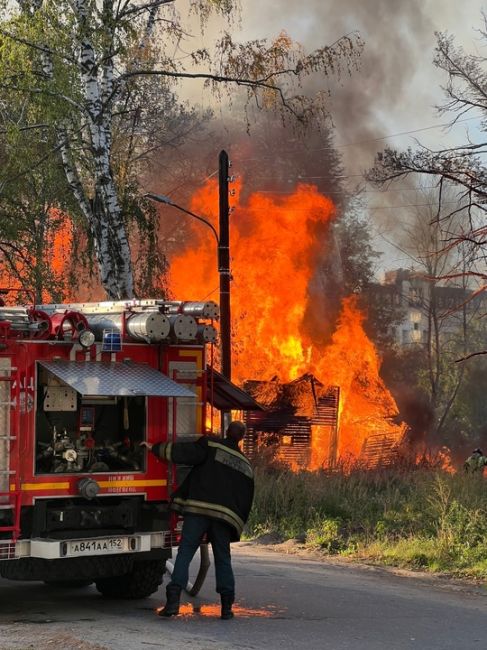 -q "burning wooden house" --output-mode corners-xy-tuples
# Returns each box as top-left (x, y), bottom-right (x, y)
(243, 374), (340, 470)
